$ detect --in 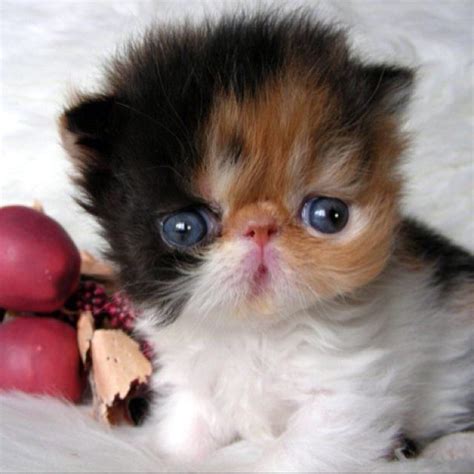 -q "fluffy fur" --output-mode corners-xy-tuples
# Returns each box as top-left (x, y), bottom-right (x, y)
(57, 12), (474, 472)
(1, 5), (473, 471)
(2, 393), (473, 472)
